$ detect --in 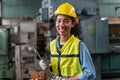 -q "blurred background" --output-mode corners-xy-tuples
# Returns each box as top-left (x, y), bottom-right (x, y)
(0, 0), (120, 80)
